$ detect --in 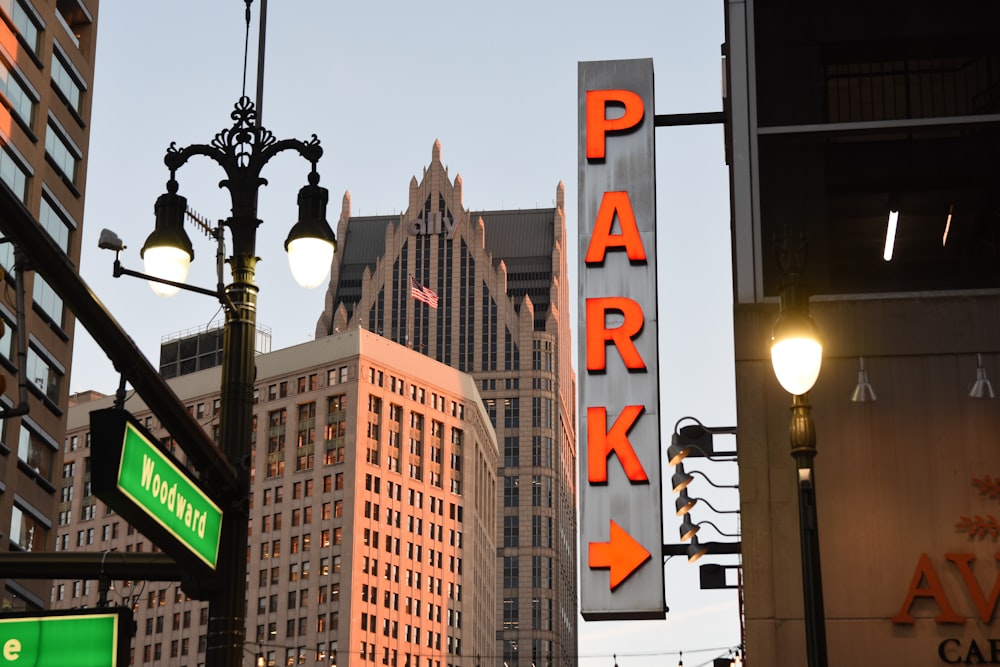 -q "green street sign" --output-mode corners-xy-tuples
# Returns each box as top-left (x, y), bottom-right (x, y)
(91, 408), (223, 575)
(117, 418), (223, 568)
(0, 608), (132, 667)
